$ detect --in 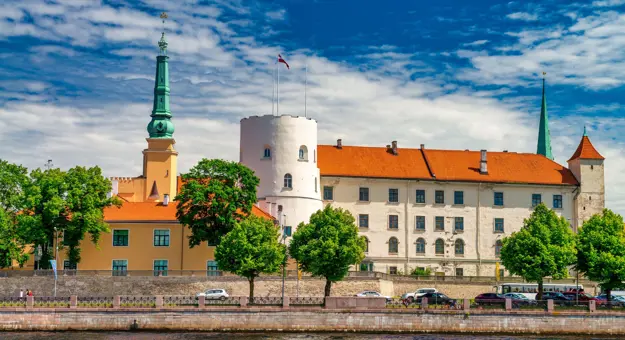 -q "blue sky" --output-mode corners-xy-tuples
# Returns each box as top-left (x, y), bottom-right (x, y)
(1, 0), (624, 212)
